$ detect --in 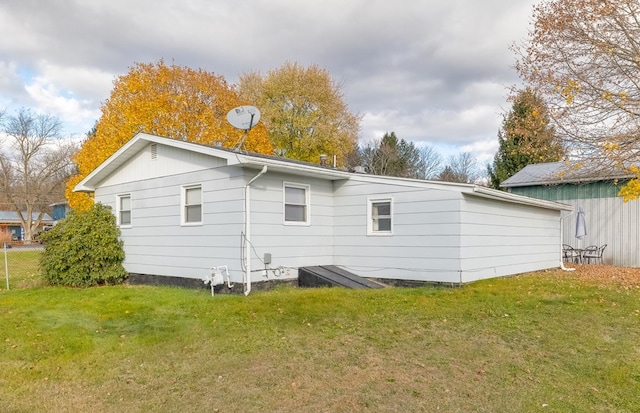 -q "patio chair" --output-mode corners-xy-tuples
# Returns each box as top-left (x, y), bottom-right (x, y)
(582, 244), (607, 264)
(562, 244), (581, 263)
